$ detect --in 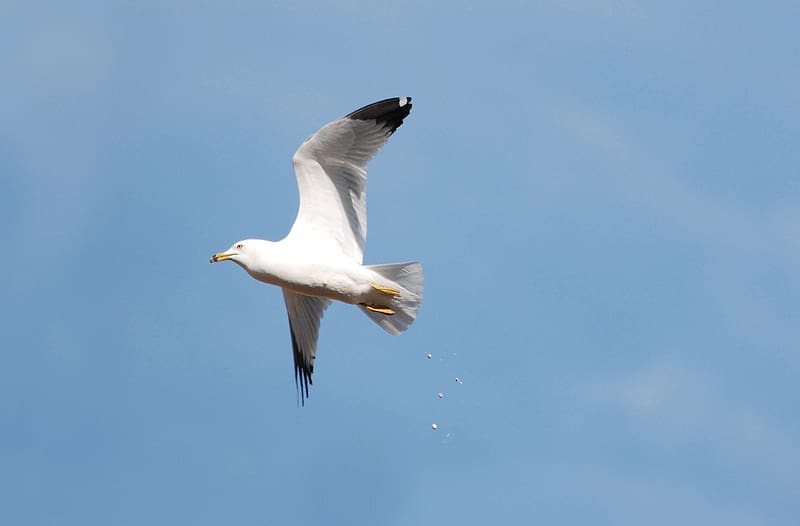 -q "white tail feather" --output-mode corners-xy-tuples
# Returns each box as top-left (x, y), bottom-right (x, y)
(359, 261), (423, 335)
